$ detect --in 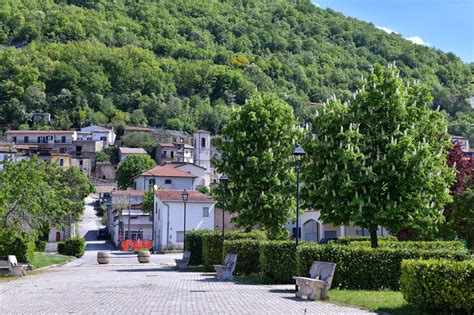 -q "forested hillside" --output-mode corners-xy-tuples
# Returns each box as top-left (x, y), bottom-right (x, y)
(0, 0), (472, 135)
